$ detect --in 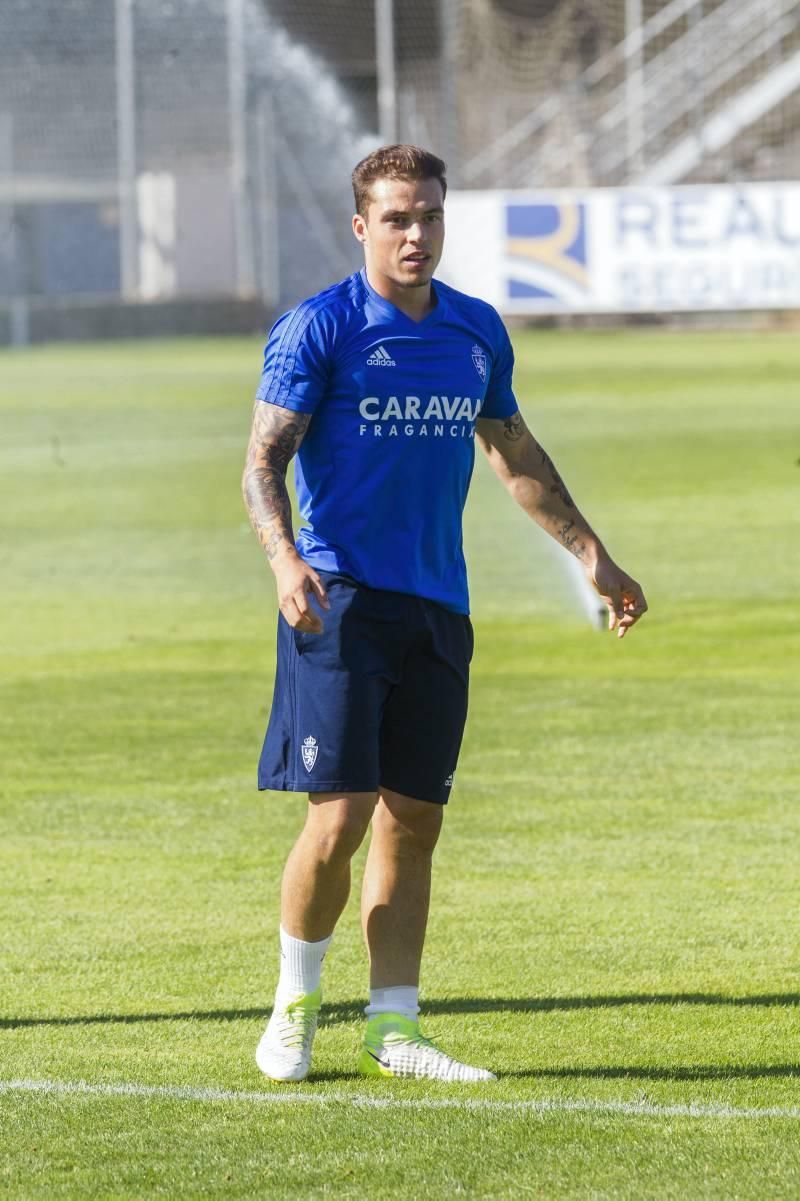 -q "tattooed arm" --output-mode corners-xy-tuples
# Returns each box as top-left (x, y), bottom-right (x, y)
(476, 410), (647, 638)
(476, 410), (595, 560)
(242, 401), (330, 633)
